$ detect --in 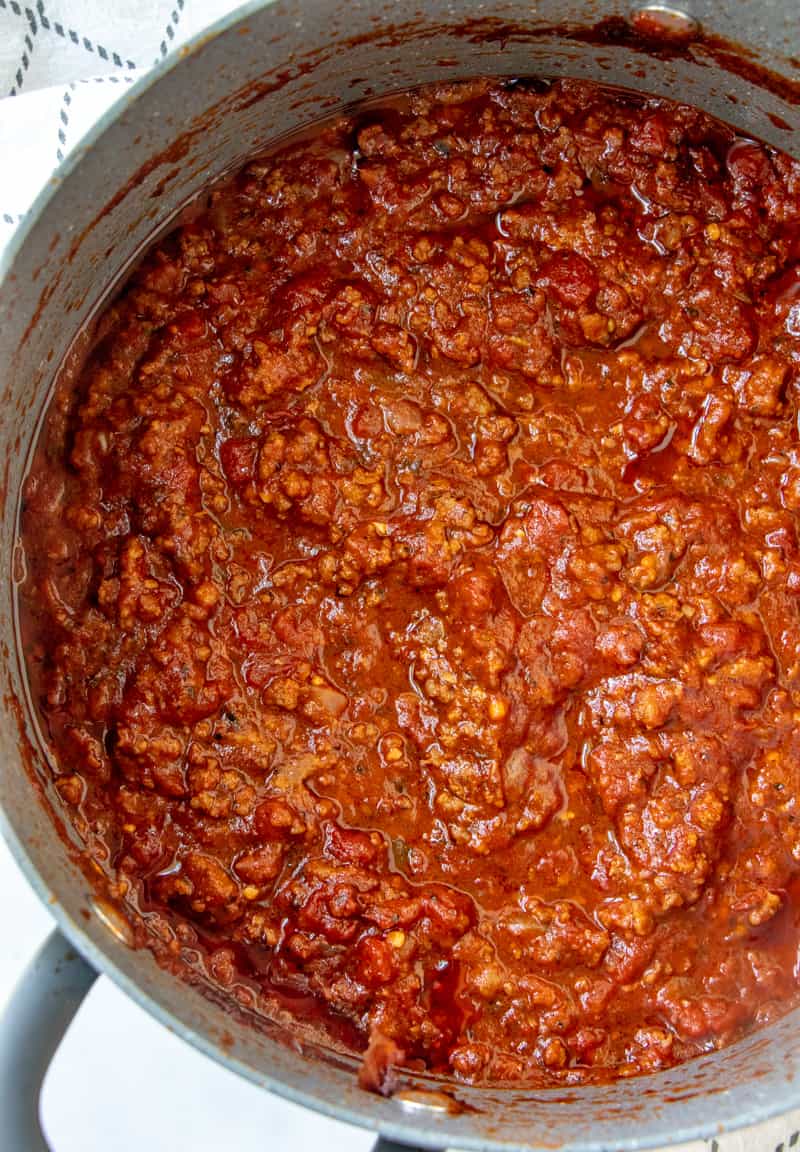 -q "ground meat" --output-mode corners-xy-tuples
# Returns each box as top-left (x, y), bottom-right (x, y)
(20, 77), (800, 1088)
